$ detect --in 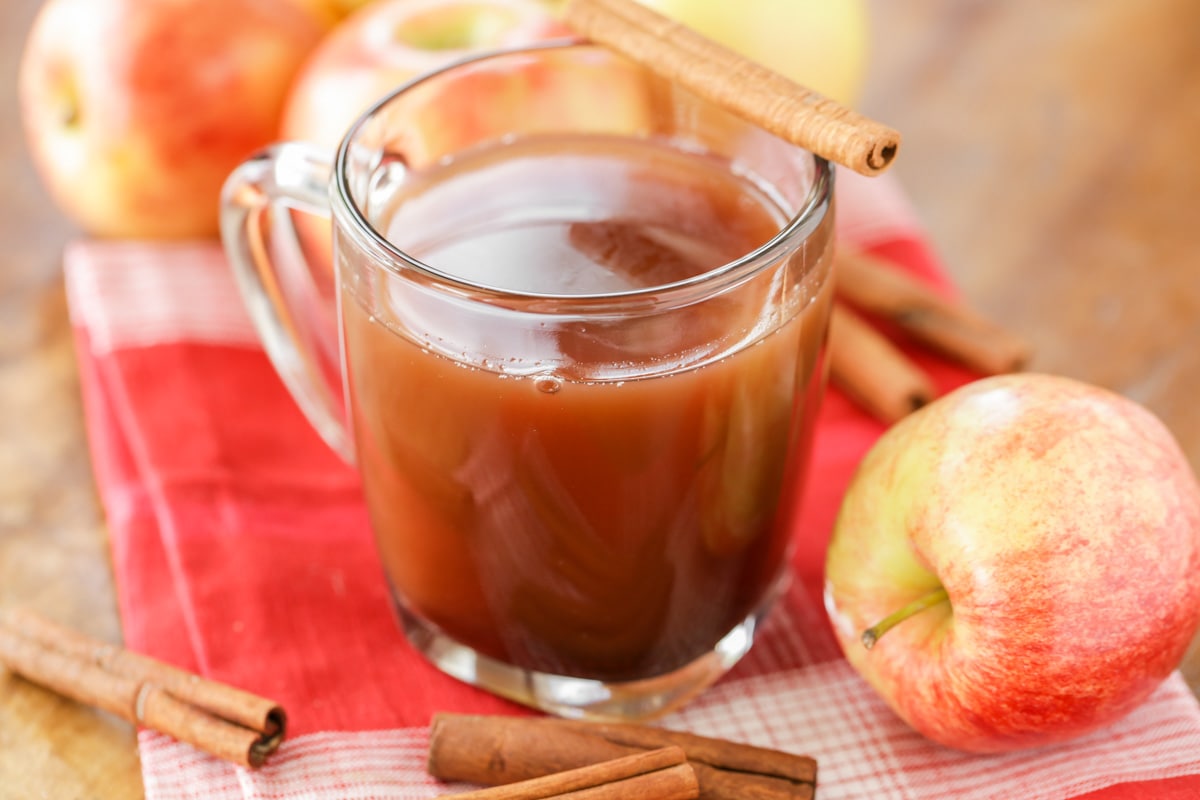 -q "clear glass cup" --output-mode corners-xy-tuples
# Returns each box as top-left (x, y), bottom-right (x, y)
(221, 40), (835, 720)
